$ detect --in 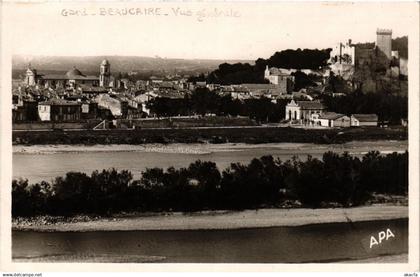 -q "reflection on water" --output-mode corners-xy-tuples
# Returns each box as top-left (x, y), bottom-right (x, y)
(12, 218), (408, 263)
(13, 141), (407, 183)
